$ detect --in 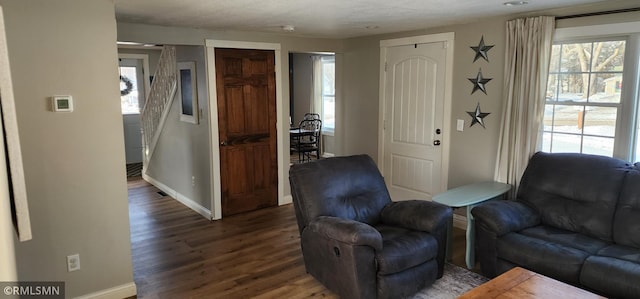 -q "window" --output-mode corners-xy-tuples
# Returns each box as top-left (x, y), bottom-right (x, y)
(541, 28), (640, 161)
(321, 56), (335, 134)
(119, 65), (141, 114)
(542, 40), (625, 156)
